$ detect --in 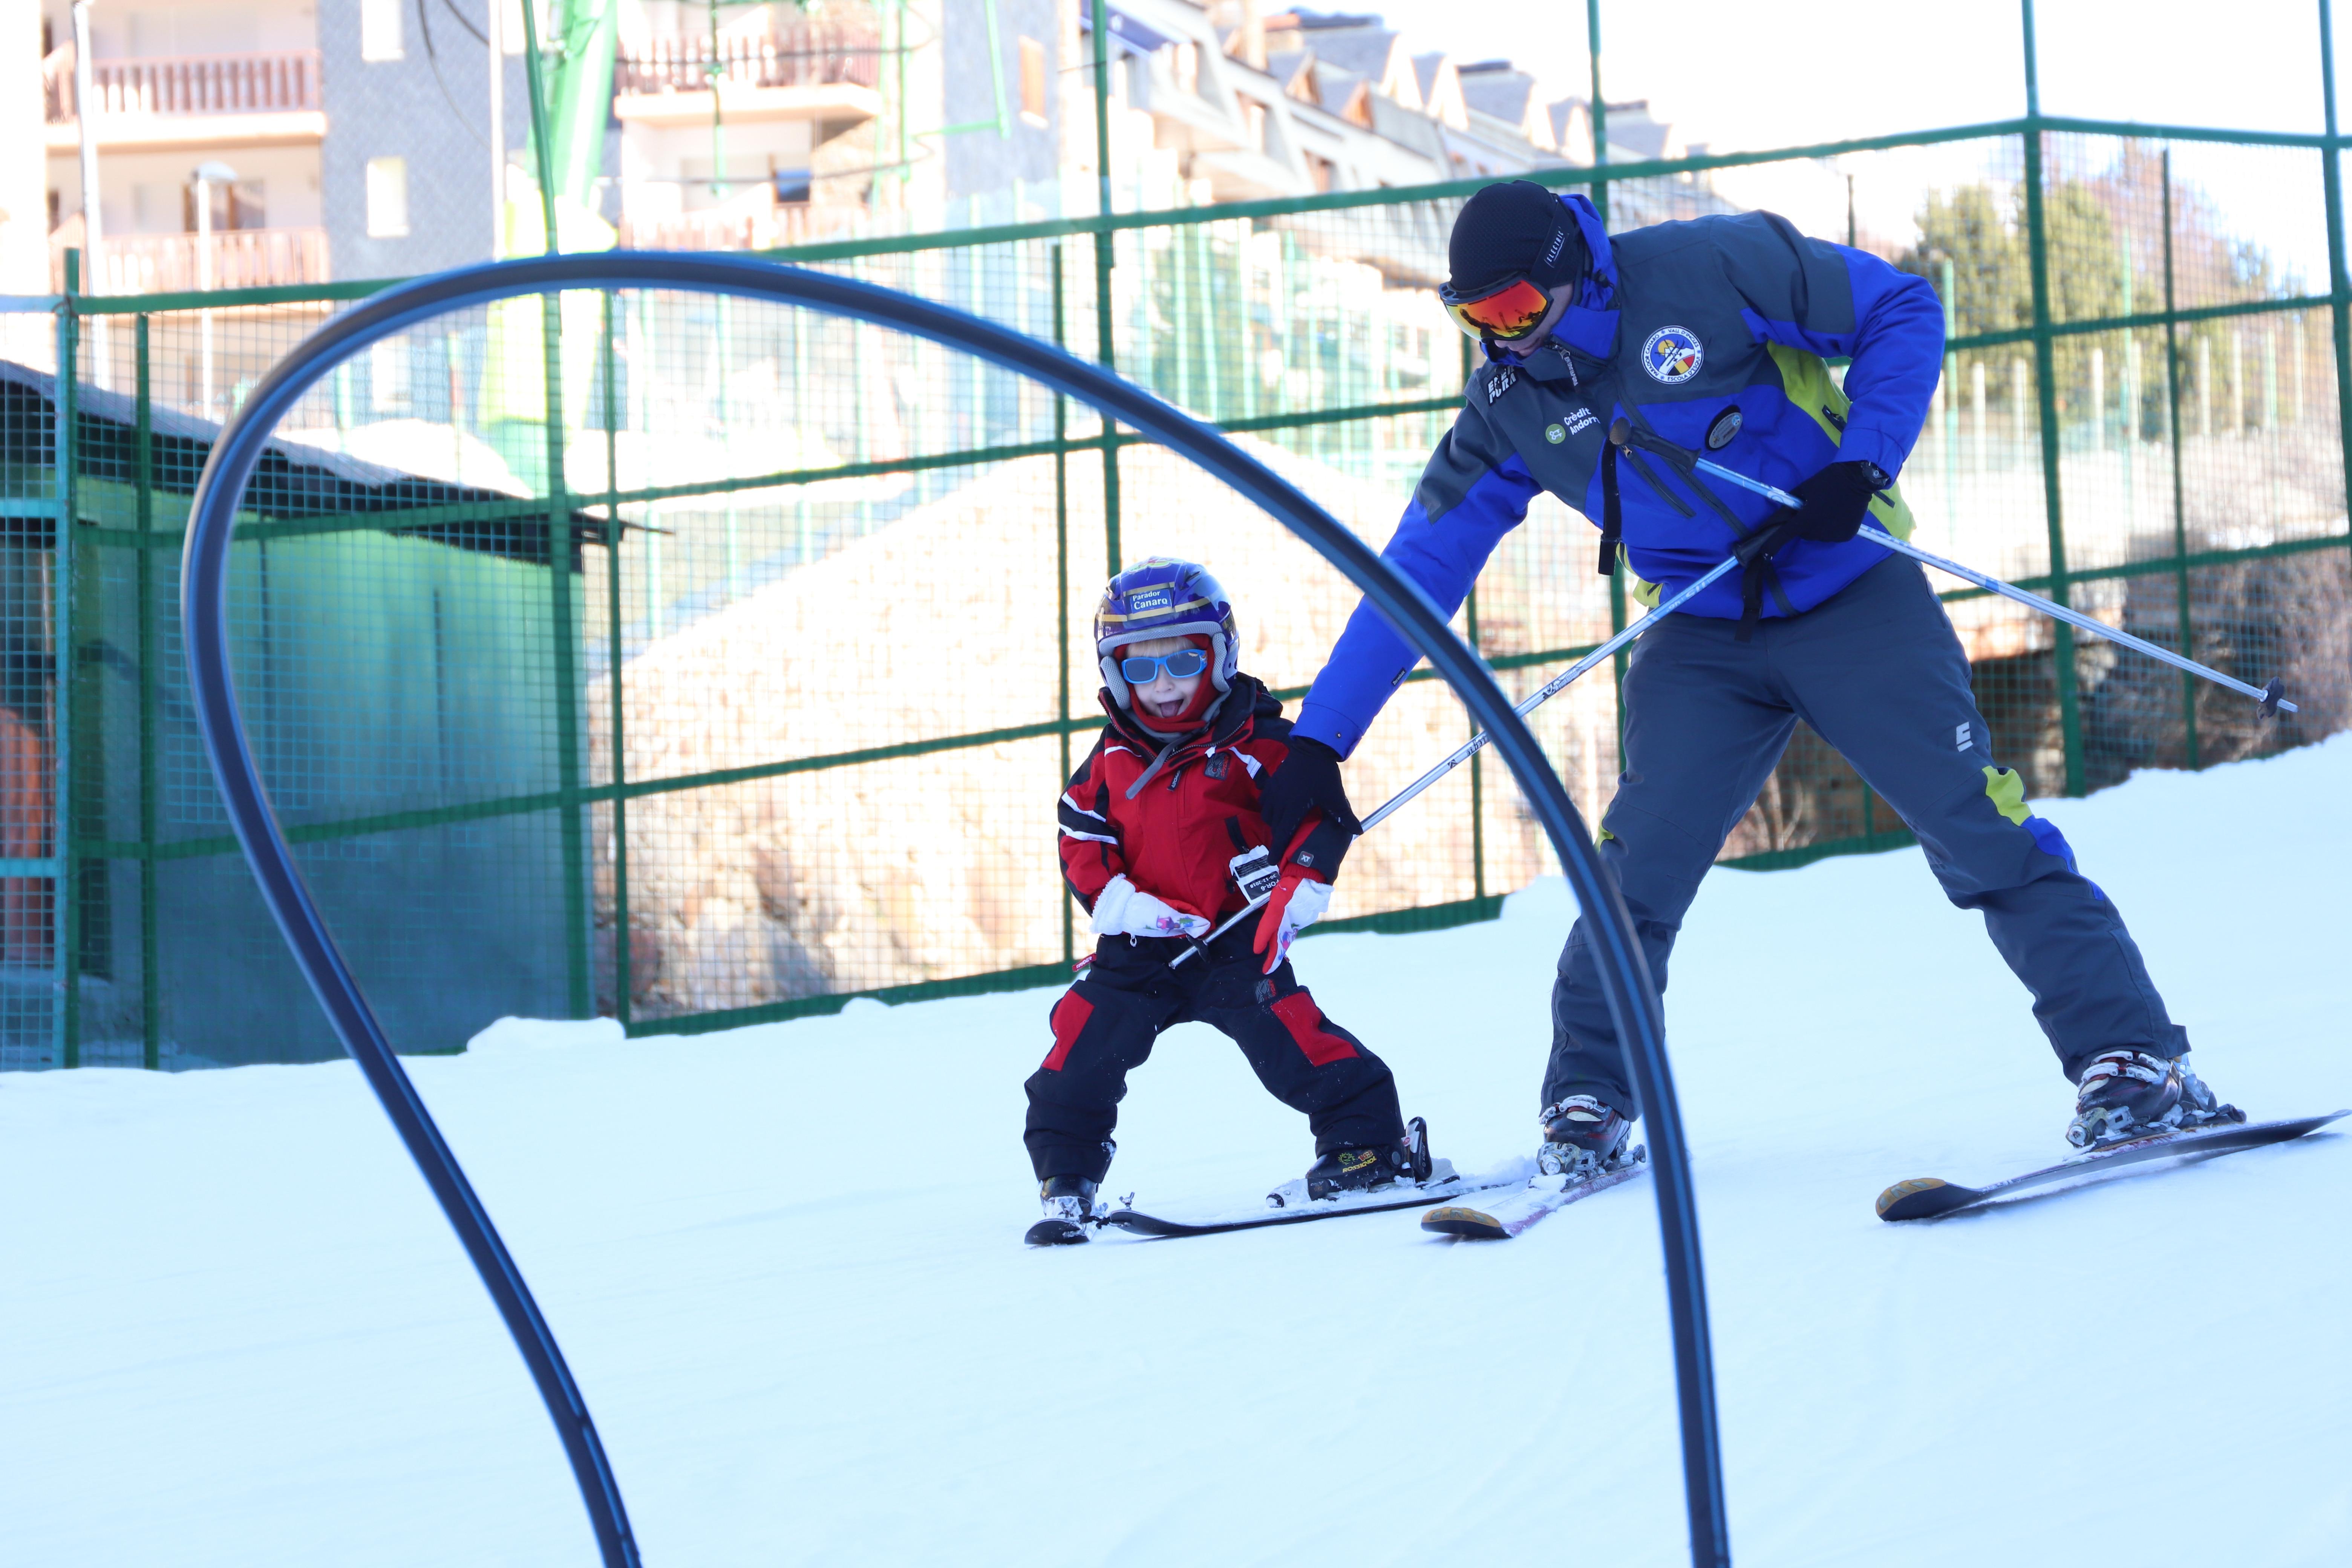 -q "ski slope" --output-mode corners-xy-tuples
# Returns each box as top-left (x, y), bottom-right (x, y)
(7, 739), (2349, 1567)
